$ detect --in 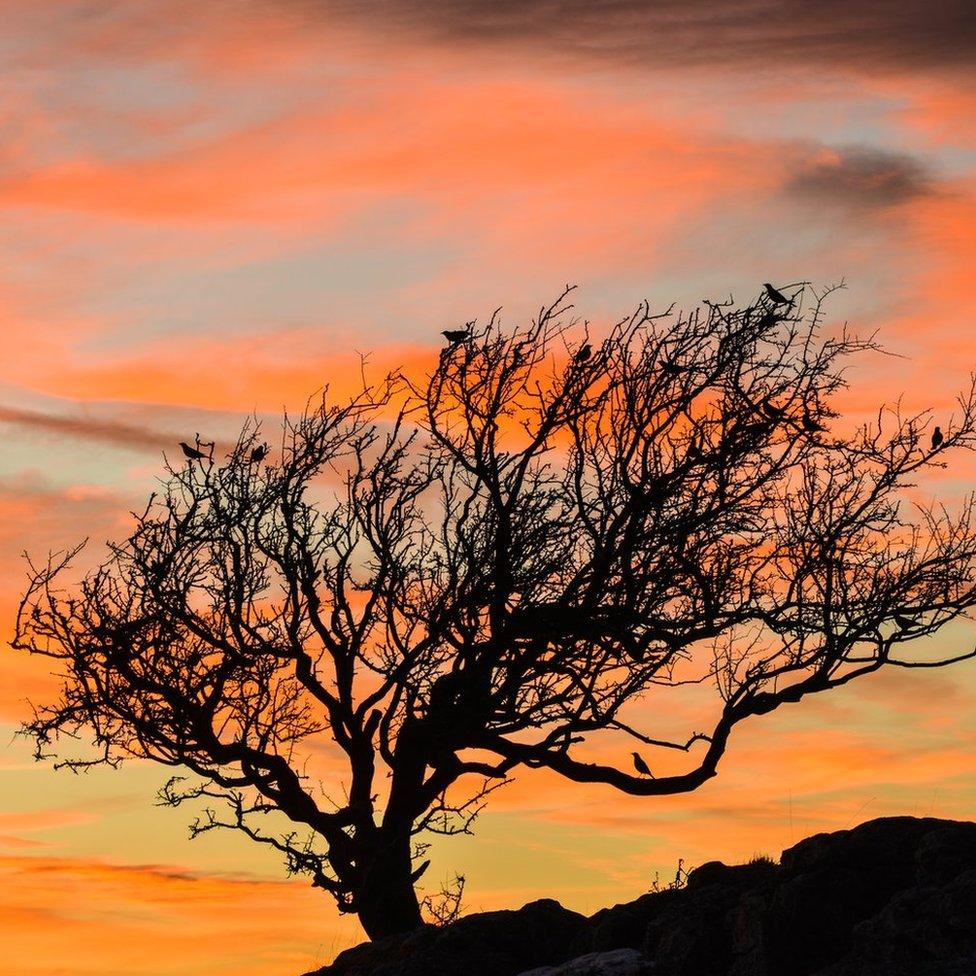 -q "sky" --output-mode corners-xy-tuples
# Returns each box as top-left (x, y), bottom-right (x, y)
(2, 1), (976, 973)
